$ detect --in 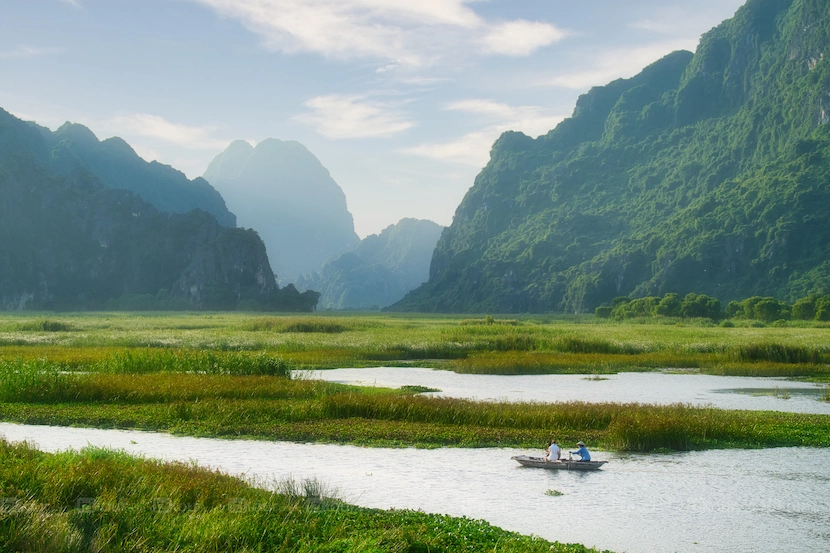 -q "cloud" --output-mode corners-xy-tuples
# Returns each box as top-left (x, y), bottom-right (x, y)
(107, 113), (230, 150)
(481, 20), (568, 56)
(543, 40), (695, 90)
(0, 45), (63, 59)
(57, 0), (83, 9)
(294, 94), (414, 139)
(402, 100), (565, 167)
(188, 0), (566, 66)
